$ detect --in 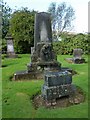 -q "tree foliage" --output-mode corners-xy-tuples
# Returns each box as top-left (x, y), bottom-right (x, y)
(53, 33), (88, 55)
(10, 8), (36, 53)
(48, 2), (75, 35)
(1, 1), (12, 38)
